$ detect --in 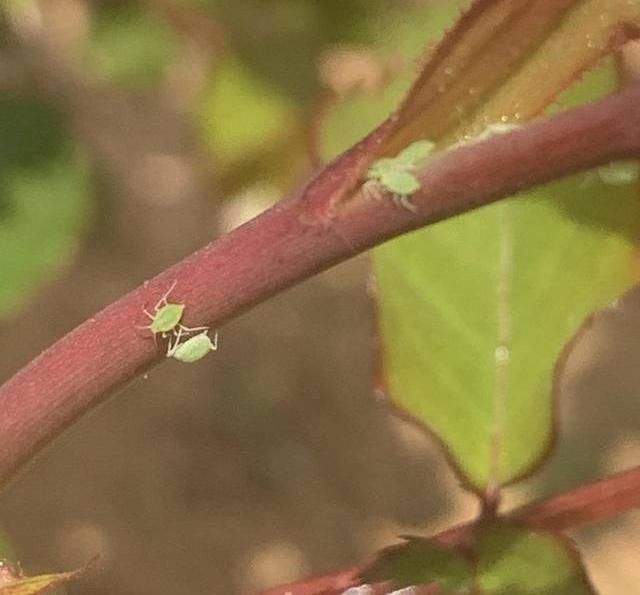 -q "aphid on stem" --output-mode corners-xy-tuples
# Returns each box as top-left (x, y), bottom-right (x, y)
(140, 281), (207, 341)
(167, 329), (219, 363)
(139, 281), (219, 363)
(363, 139), (435, 212)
